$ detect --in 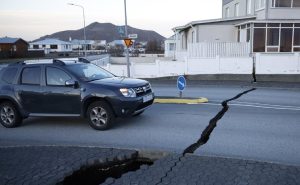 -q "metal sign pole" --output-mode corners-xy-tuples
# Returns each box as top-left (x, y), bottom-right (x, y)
(124, 0), (130, 77)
